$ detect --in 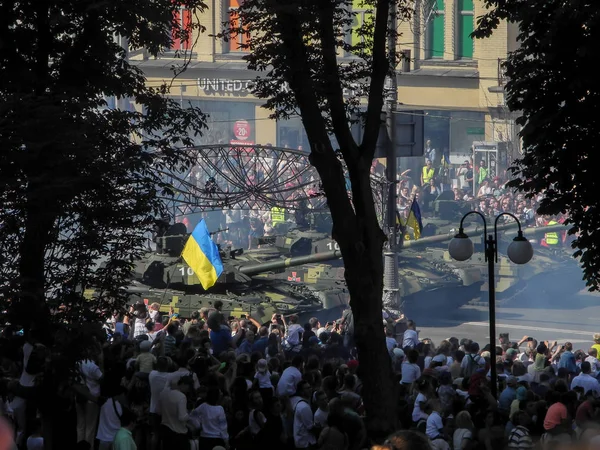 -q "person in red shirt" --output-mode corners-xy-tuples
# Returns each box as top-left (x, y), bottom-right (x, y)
(544, 392), (577, 438)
